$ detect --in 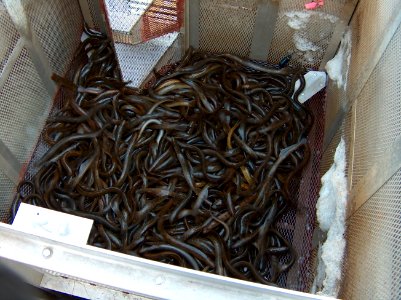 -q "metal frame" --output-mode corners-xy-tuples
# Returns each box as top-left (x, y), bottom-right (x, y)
(0, 223), (334, 300)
